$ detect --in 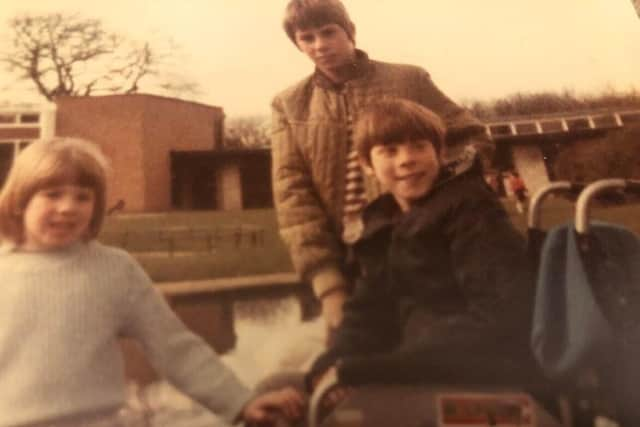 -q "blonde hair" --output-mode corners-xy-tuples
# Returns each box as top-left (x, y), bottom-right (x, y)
(0, 138), (109, 245)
